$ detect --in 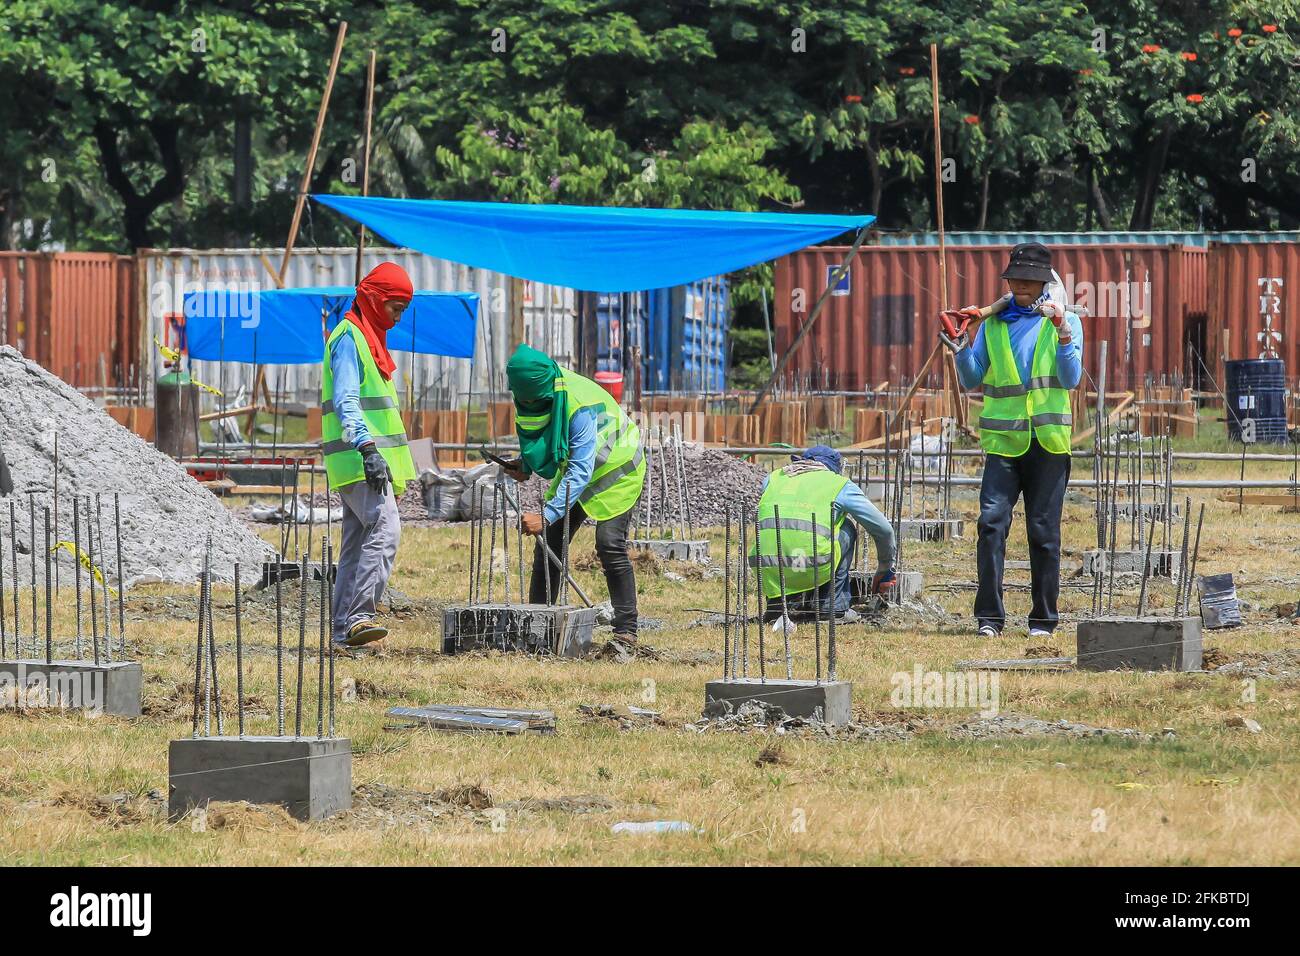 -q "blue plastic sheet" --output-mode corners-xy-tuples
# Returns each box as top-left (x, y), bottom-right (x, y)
(312, 195), (873, 292)
(182, 287), (479, 364)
